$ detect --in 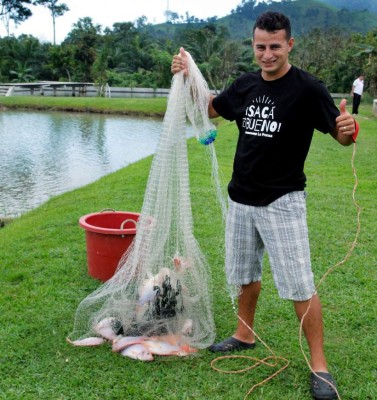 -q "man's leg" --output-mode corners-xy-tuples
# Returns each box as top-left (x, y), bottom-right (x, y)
(355, 94), (361, 114)
(352, 94), (360, 114)
(234, 281), (261, 343)
(209, 198), (263, 352)
(294, 294), (328, 372)
(208, 280), (260, 352)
